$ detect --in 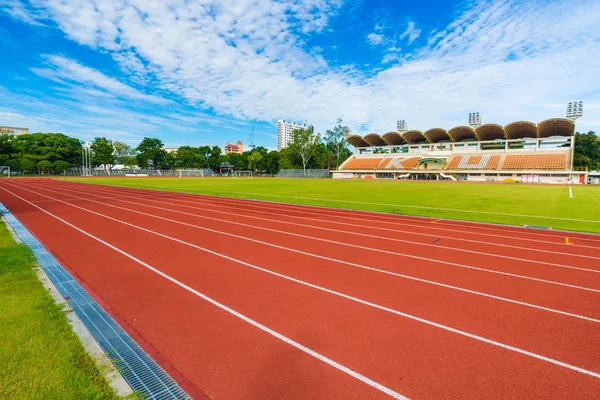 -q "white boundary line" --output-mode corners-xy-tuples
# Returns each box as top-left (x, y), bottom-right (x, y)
(50, 180), (600, 260)
(9, 181), (600, 319)
(569, 186), (574, 199)
(59, 179), (600, 242)
(0, 185), (407, 399)
(32, 181), (600, 275)
(2, 183), (599, 381)
(110, 183), (600, 224)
